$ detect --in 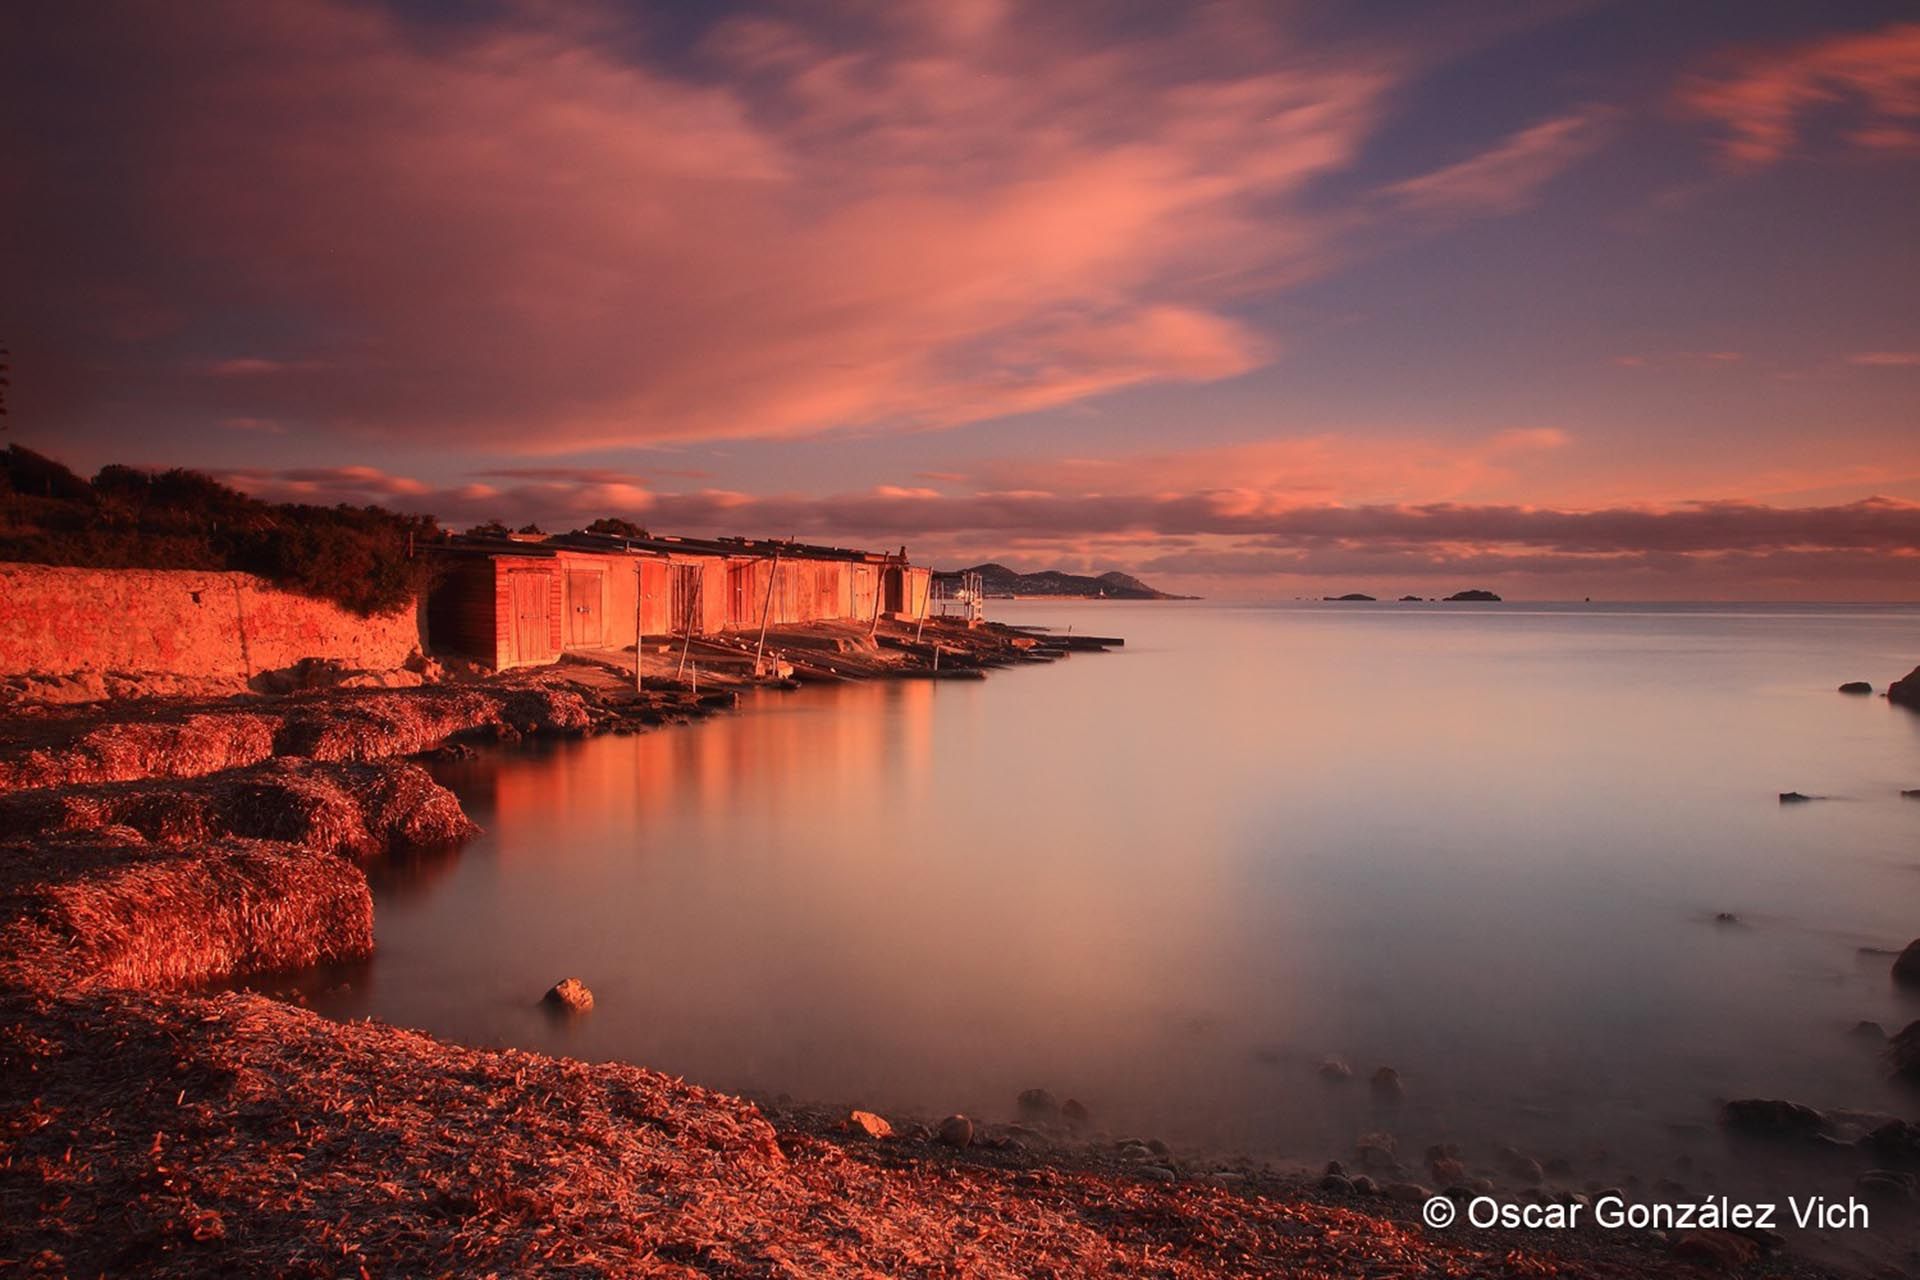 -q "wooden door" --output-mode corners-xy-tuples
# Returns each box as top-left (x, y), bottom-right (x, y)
(566, 571), (604, 648)
(508, 571), (555, 666)
(670, 564), (703, 634)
